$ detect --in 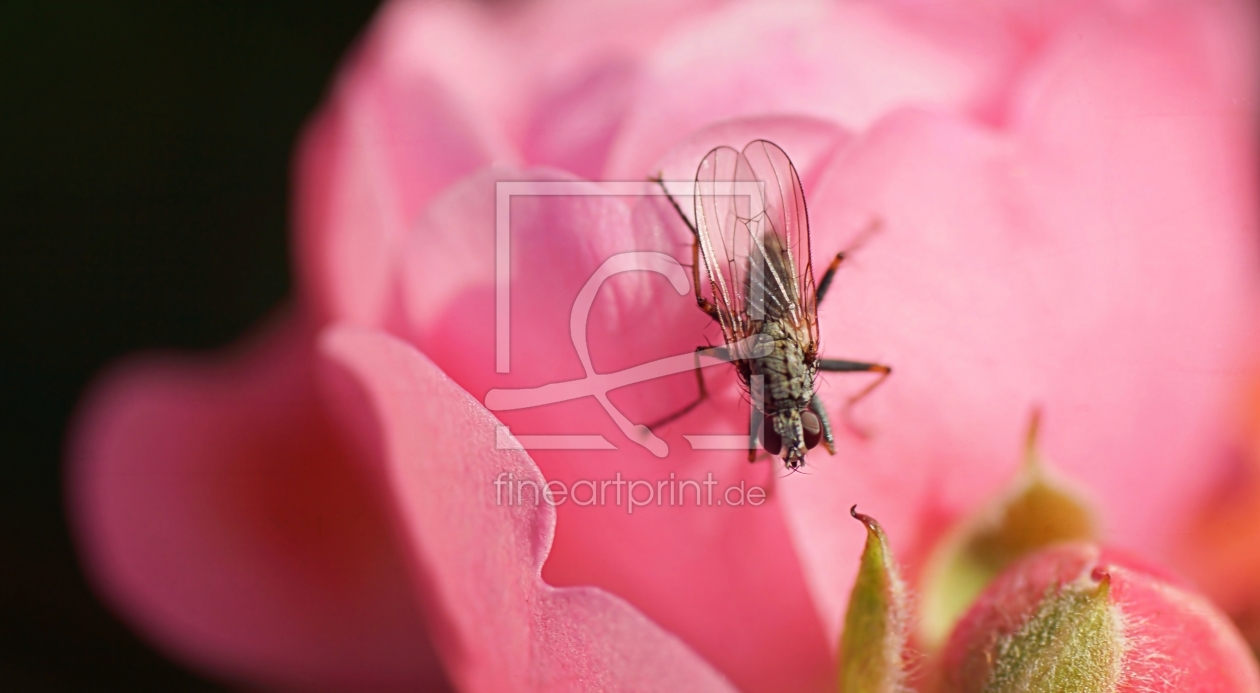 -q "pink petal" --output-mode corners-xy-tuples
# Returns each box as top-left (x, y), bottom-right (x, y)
(1179, 379), (1260, 648)
(293, 1), (515, 326)
(604, 0), (1020, 179)
(522, 60), (640, 180)
(67, 315), (446, 691)
(1112, 559), (1260, 692)
(396, 120), (849, 691)
(371, 0), (725, 151)
(316, 324), (735, 693)
(650, 115), (852, 194)
(778, 1), (1260, 644)
(508, 0), (730, 176)
(875, 0), (1103, 50)
(293, 0), (733, 325)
